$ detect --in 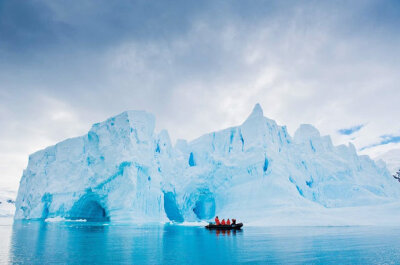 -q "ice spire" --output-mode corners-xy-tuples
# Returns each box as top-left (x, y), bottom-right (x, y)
(242, 103), (266, 130)
(247, 103), (264, 120)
